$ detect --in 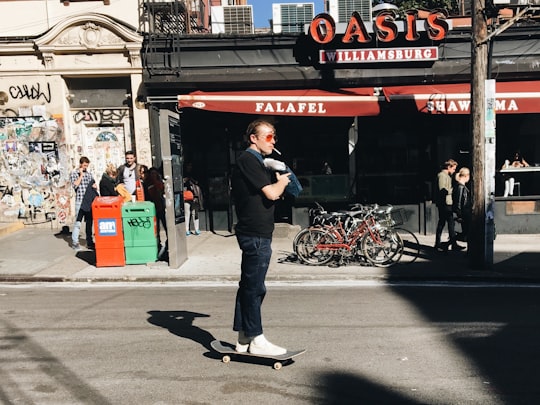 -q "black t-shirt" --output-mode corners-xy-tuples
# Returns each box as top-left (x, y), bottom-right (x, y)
(232, 150), (275, 238)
